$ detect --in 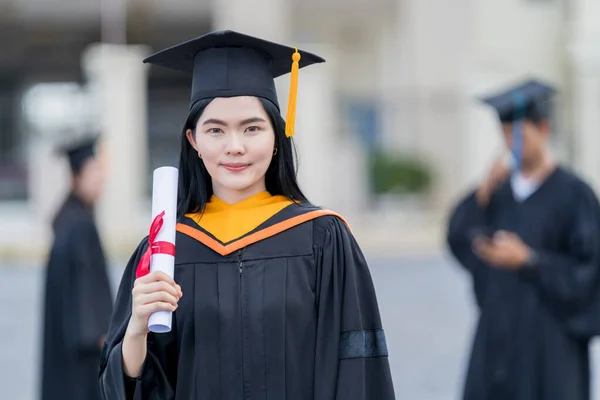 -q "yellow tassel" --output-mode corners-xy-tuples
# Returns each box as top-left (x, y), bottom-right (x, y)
(285, 47), (301, 137)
